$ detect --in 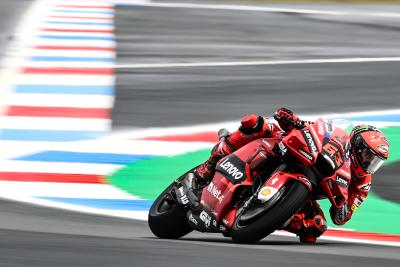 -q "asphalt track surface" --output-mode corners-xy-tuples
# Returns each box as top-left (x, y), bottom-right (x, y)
(1, 2), (400, 267)
(0, 0), (31, 63)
